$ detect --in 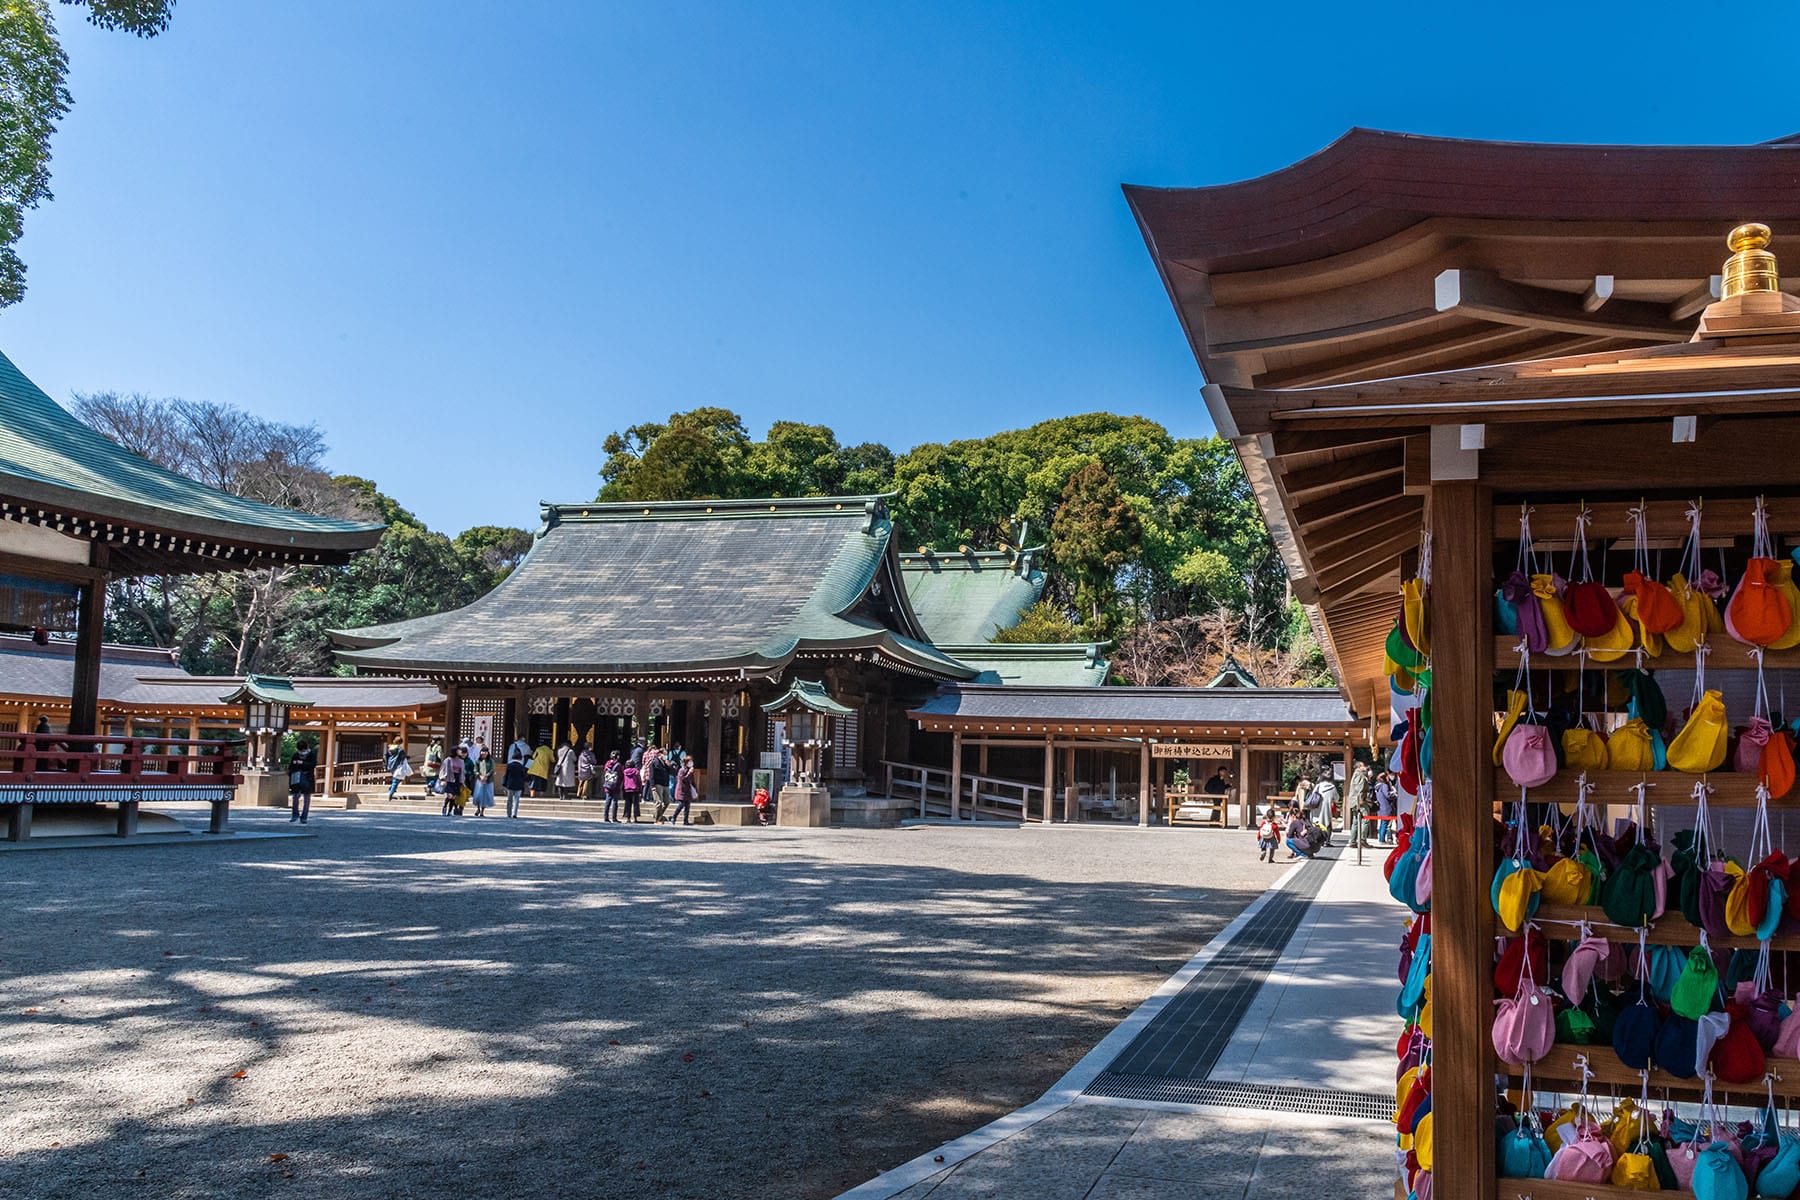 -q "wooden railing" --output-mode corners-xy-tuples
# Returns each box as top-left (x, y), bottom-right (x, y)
(882, 761), (1043, 822)
(0, 732), (240, 787)
(327, 757), (407, 795)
